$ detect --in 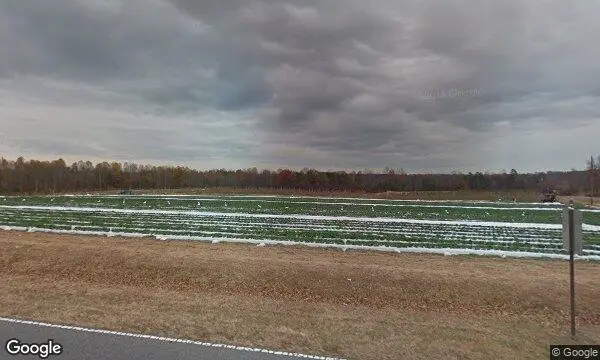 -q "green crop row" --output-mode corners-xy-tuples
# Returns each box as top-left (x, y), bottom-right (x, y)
(2, 204), (600, 256)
